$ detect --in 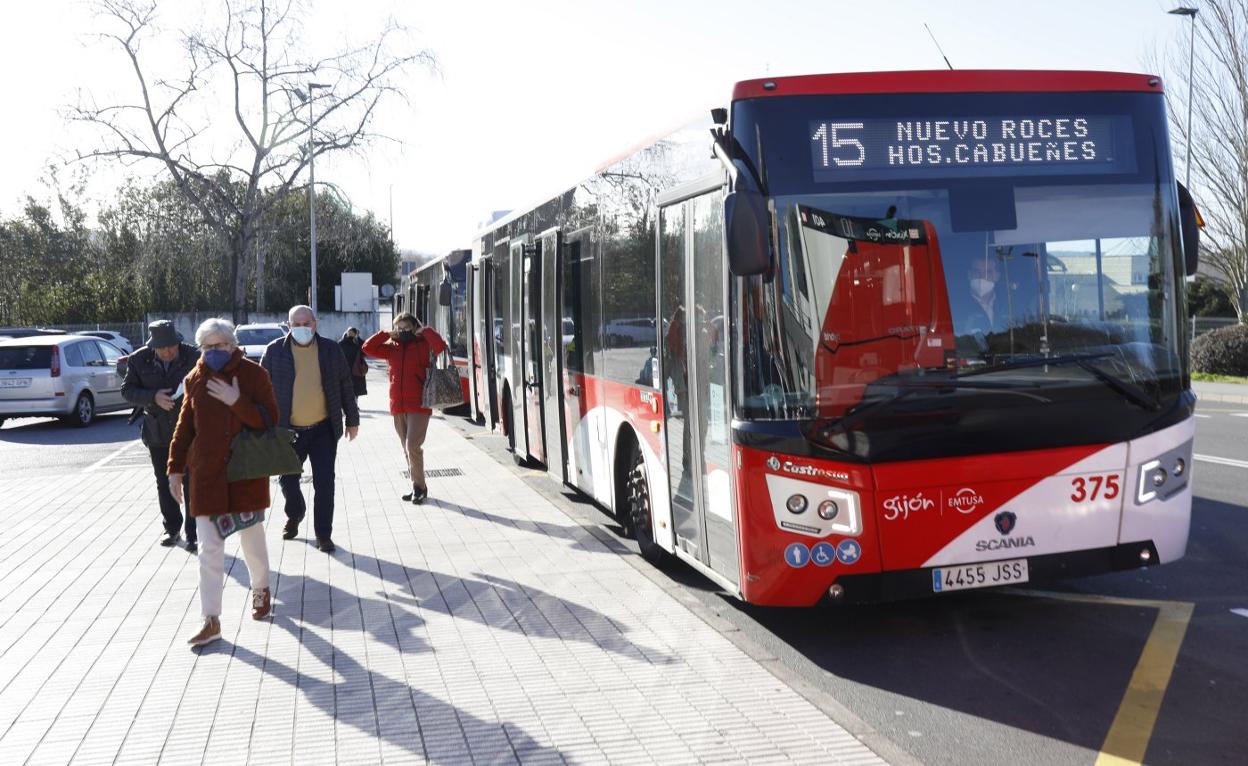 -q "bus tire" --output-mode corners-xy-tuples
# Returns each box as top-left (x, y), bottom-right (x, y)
(625, 444), (668, 567)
